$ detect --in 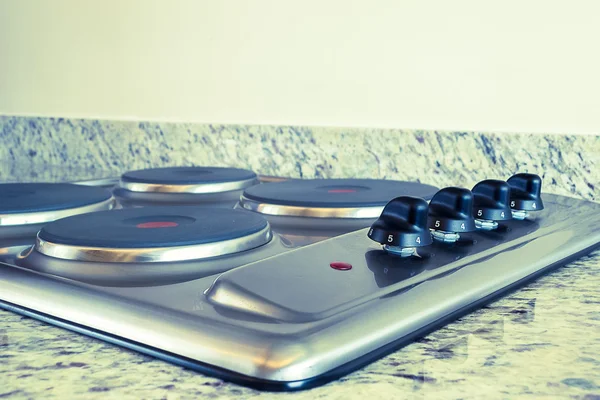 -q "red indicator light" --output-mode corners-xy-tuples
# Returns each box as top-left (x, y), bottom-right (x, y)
(330, 262), (352, 271)
(328, 189), (357, 193)
(136, 221), (179, 229)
